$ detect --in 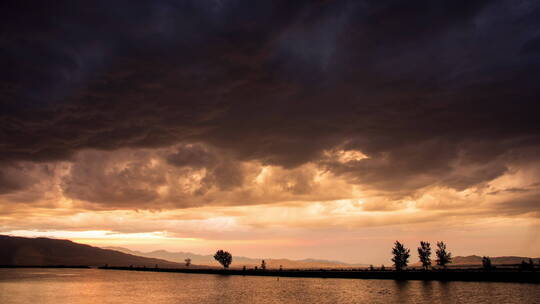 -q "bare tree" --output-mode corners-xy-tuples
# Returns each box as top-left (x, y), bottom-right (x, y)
(417, 241), (432, 270)
(185, 258), (191, 267)
(214, 250), (232, 268)
(391, 241), (410, 271)
(435, 241), (452, 269)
